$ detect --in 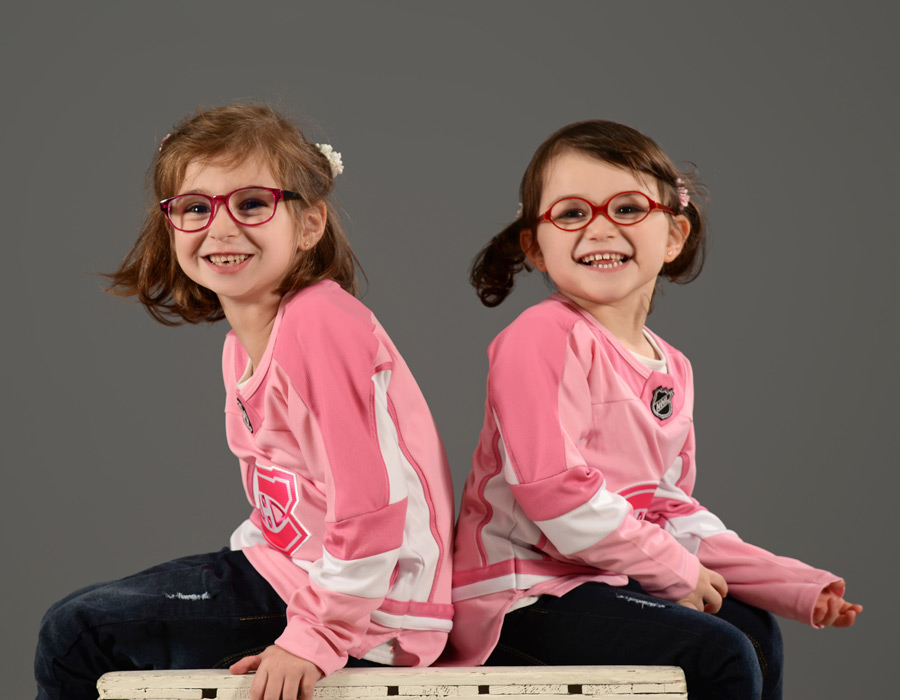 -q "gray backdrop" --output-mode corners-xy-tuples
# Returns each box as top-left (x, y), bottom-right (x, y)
(4, 2), (895, 698)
